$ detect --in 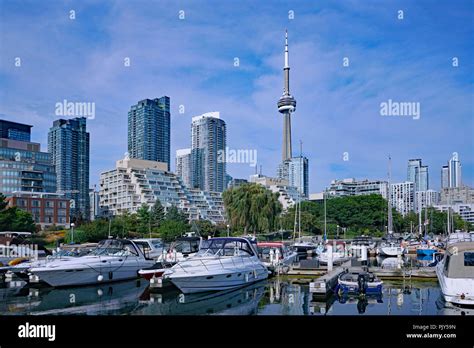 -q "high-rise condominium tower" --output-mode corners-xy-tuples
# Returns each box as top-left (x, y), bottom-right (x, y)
(128, 97), (170, 170)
